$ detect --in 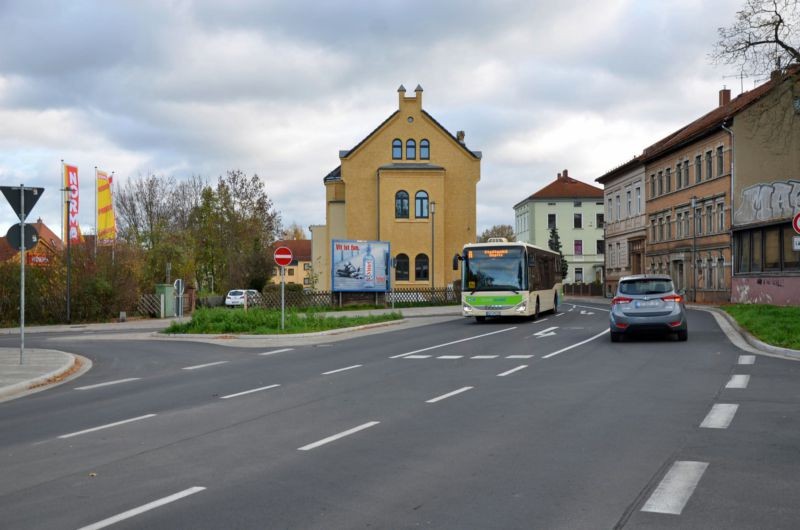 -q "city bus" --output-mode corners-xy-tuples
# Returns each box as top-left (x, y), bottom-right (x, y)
(453, 238), (562, 321)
